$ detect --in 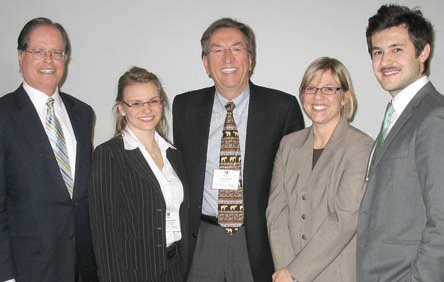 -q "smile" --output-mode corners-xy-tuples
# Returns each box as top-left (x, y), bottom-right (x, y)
(313, 105), (327, 110)
(381, 68), (400, 76)
(139, 116), (154, 121)
(221, 68), (237, 74)
(39, 69), (56, 74)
